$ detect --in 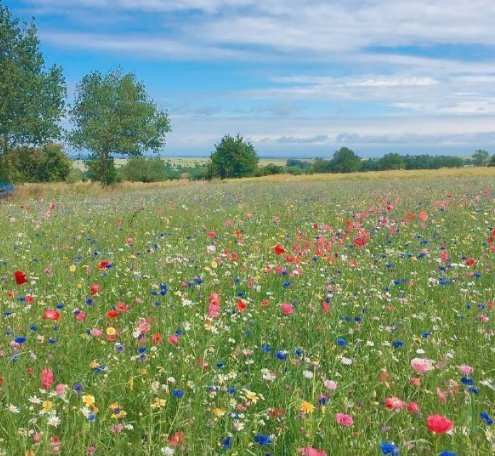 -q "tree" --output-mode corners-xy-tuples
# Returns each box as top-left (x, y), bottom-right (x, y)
(472, 149), (490, 166)
(208, 134), (259, 179)
(377, 153), (406, 170)
(119, 156), (169, 182)
(0, 3), (66, 159)
(68, 69), (171, 184)
(328, 147), (362, 173)
(2, 143), (71, 182)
